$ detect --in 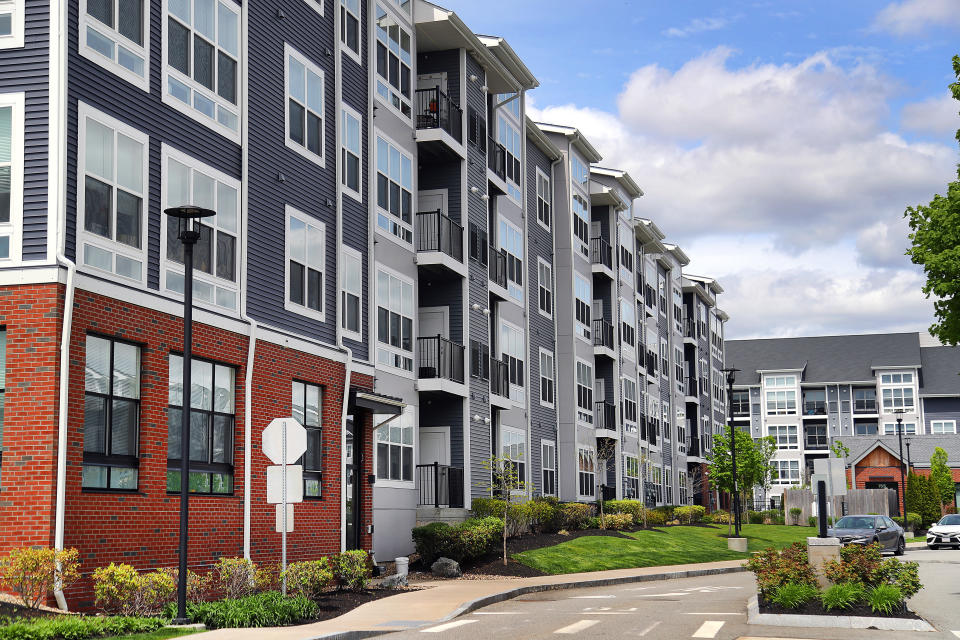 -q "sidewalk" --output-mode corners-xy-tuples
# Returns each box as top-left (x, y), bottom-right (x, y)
(193, 559), (746, 640)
